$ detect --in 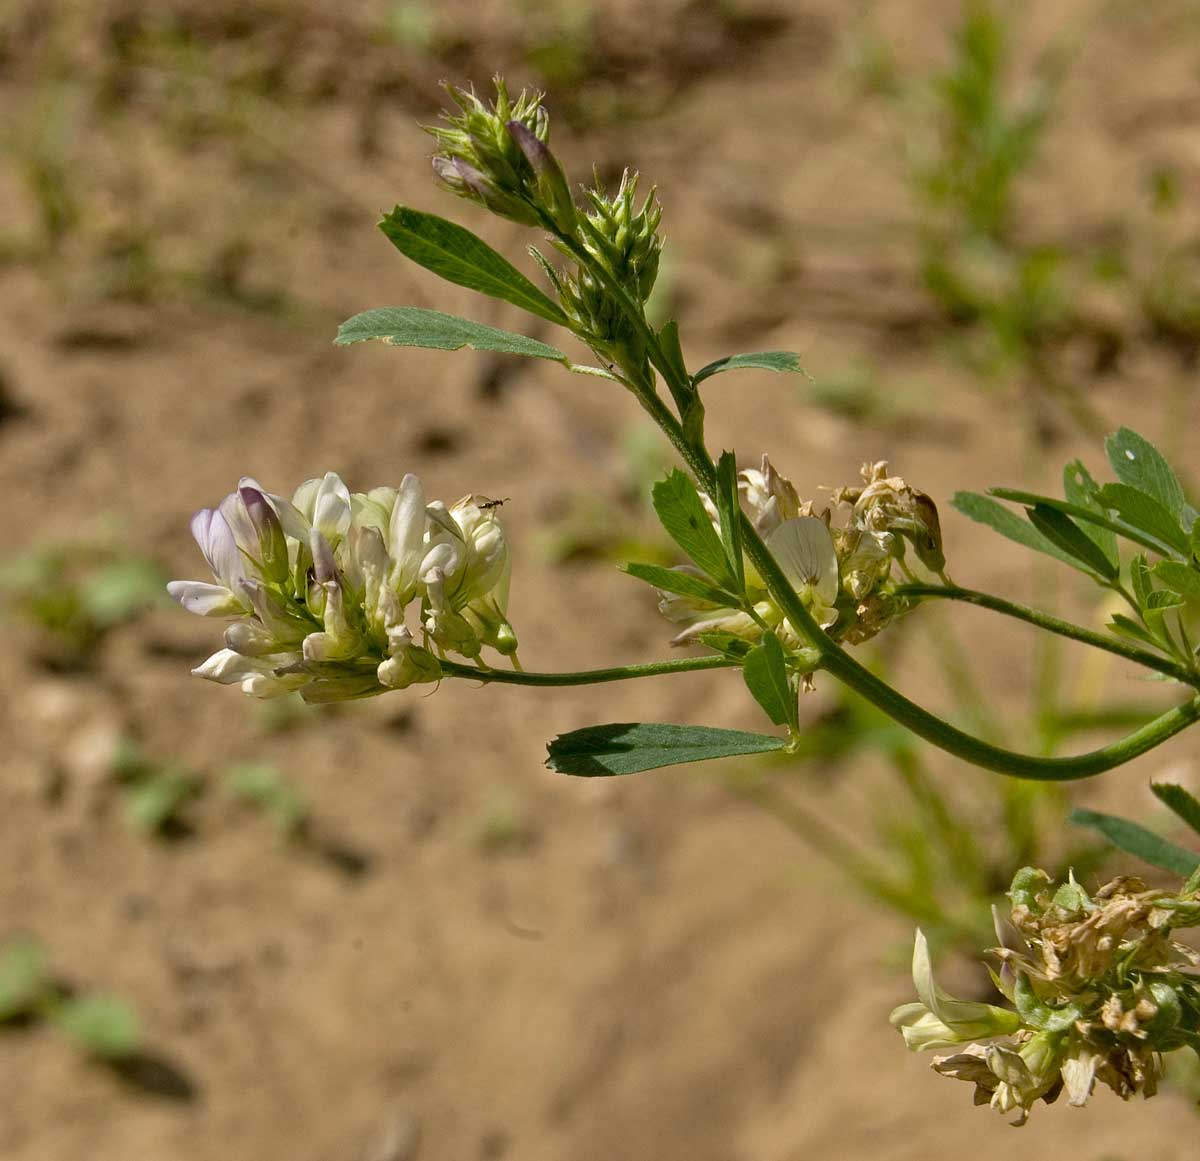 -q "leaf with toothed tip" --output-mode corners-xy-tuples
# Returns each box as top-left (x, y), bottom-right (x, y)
(547, 722), (786, 776)
(1070, 808), (1199, 875)
(692, 351), (806, 385)
(1152, 782), (1200, 839)
(742, 631), (798, 730)
(336, 308), (570, 363)
(651, 470), (739, 592)
(1105, 428), (1192, 527)
(378, 207), (568, 325)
